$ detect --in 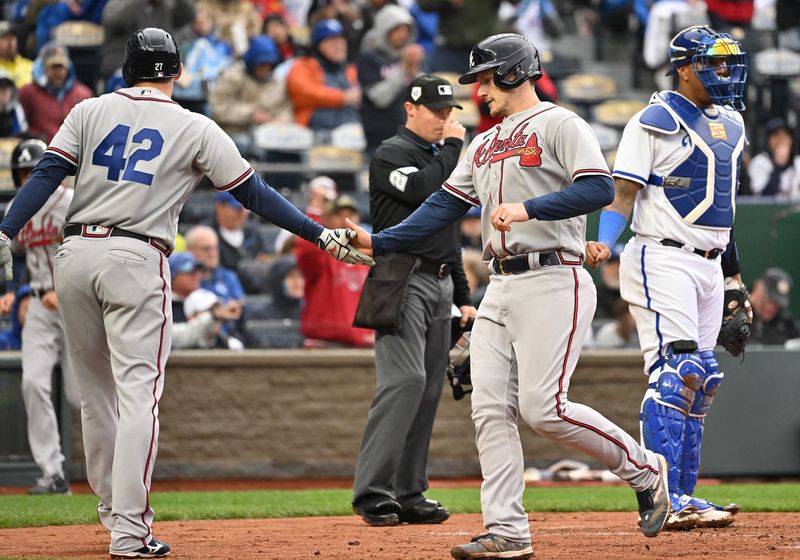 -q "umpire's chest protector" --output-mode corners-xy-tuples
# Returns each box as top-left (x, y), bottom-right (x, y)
(642, 91), (745, 229)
